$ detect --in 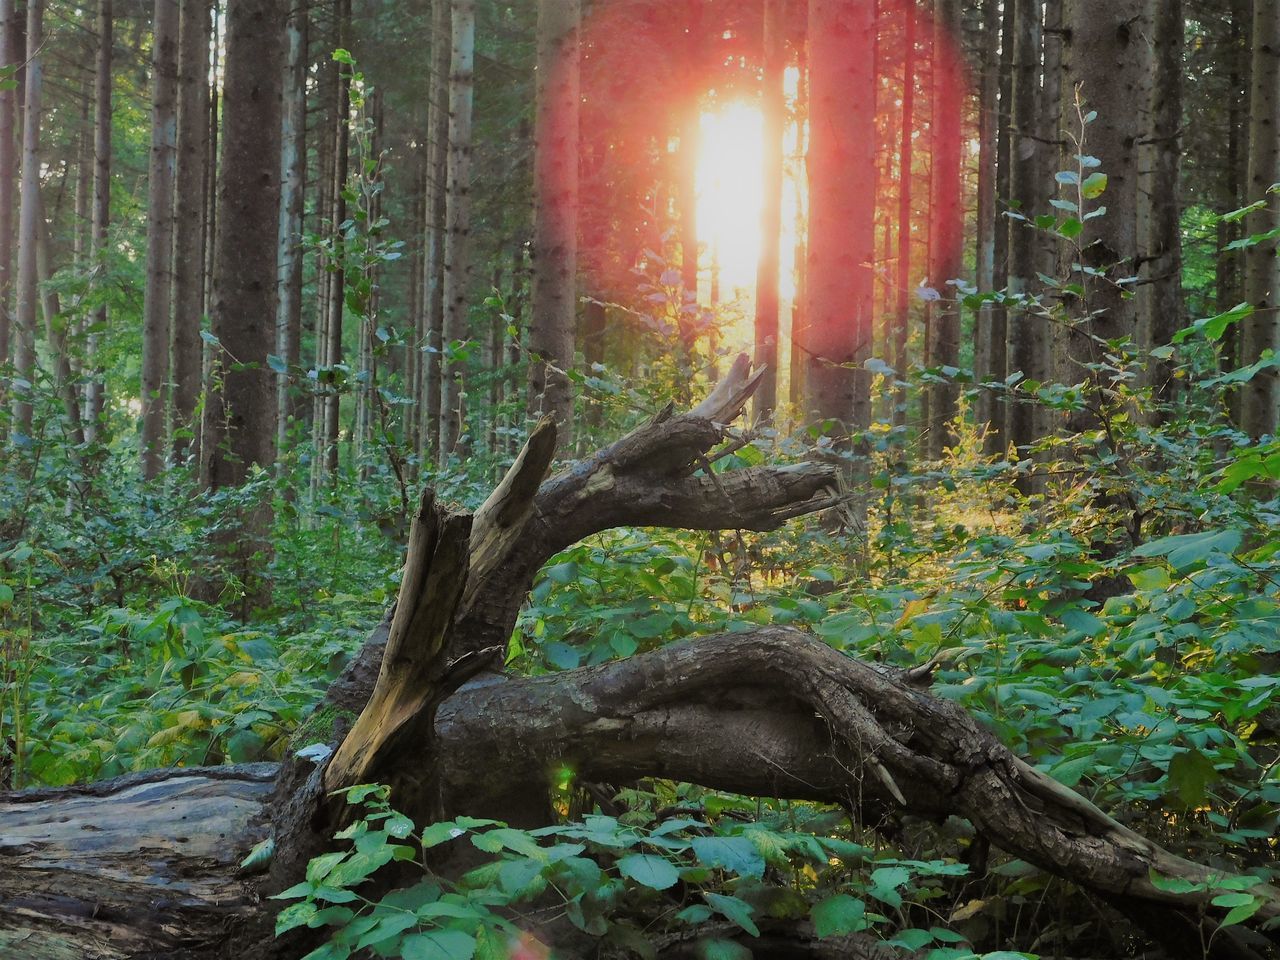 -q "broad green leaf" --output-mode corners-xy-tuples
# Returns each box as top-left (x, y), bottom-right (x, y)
(1167, 749), (1218, 806)
(704, 893), (760, 937)
(1081, 172), (1108, 199)
(695, 938), (752, 960)
(402, 930), (478, 960)
(691, 836), (766, 879)
(811, 894), (868, 938)
(617, 853), (679, 890)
